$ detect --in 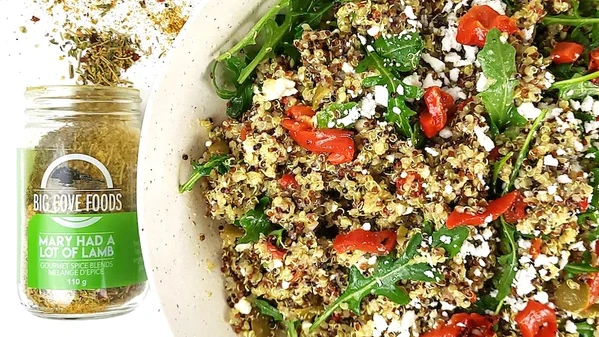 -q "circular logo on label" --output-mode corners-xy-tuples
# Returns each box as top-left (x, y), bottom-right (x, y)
(40, 154), (114, 228)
